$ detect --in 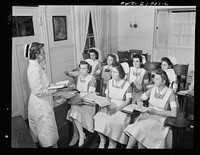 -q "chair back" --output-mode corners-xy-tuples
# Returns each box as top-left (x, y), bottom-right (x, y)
(144, 61), (161, 82)
(174, 64), (189, 91)
(117, 50), (131, 62)
(129, 49), (142, 60)
(144, 61), (161, 72)
(183, 94), (194, 121)
(95, 77), (104, 96)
